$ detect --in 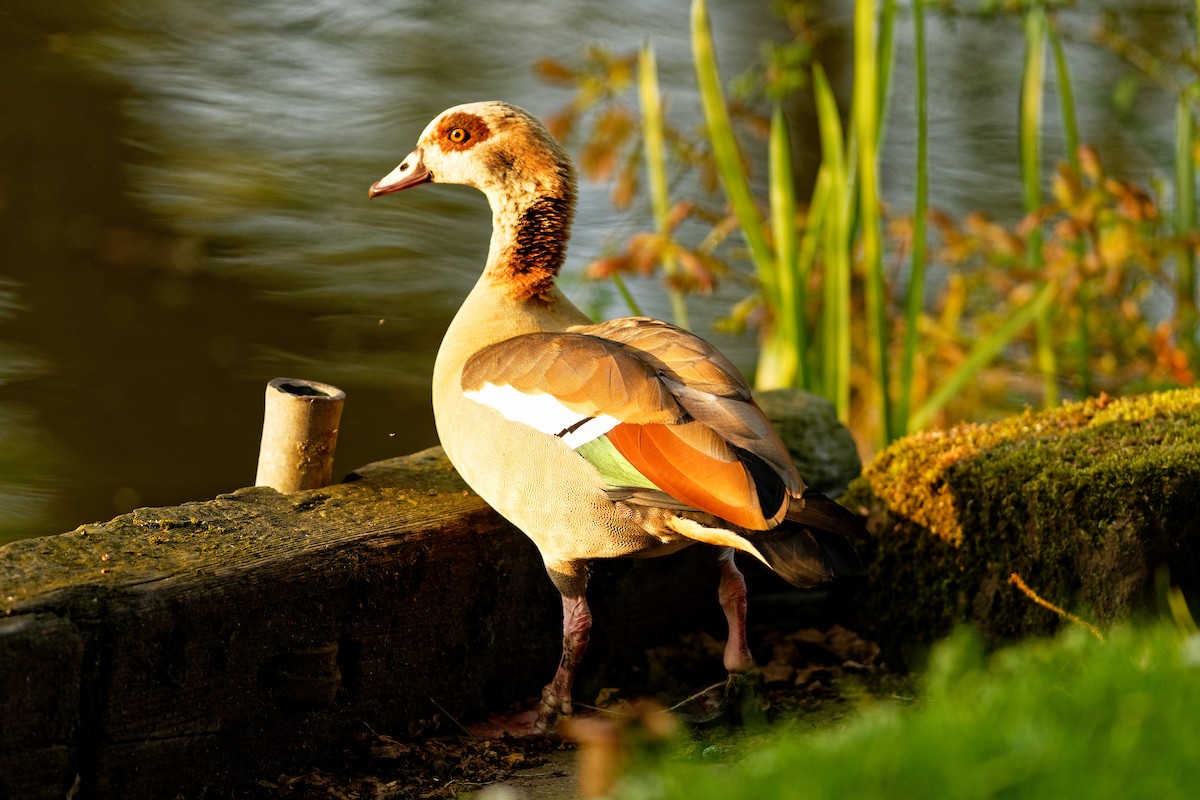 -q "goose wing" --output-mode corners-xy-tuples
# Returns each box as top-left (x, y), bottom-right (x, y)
(460, 316), (803, 531)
